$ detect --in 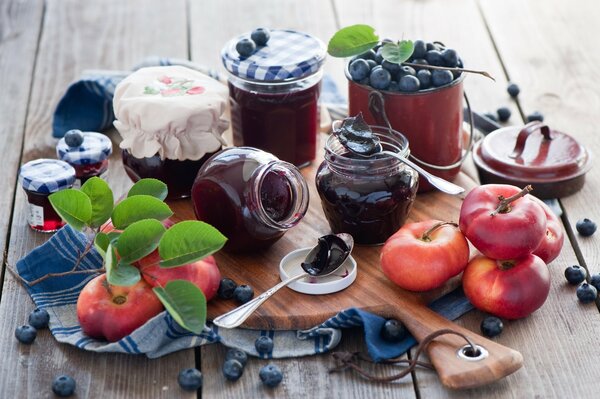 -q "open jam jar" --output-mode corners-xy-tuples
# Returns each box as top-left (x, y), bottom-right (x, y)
(191, 147), (309, 253)
(19, 159), (76, 233)
(56, 130), (112, 188)
(221, 29), (326, 167)
(316, 127), (419, 245)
